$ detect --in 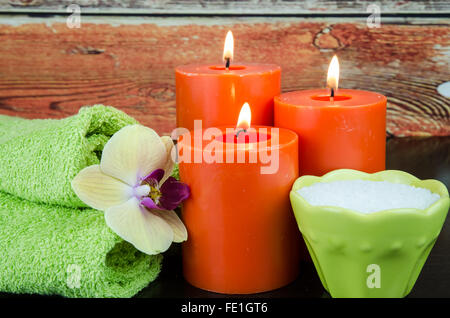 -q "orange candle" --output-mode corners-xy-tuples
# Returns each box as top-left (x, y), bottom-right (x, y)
(176, 31), (280, 130)
(274, 56), (386, 176)
(178, 104), (300, 294)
